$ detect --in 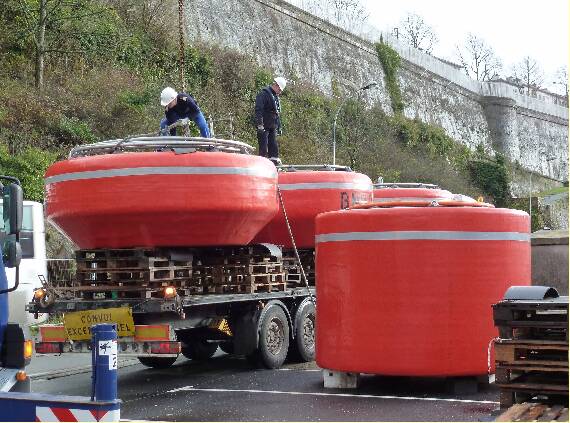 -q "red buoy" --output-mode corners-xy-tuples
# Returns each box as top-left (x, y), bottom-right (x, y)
(374, 182), (453, 203)
(315, 202), (530, 376)
(253, 166), (373, 248)
(45, 149), (278, 249)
